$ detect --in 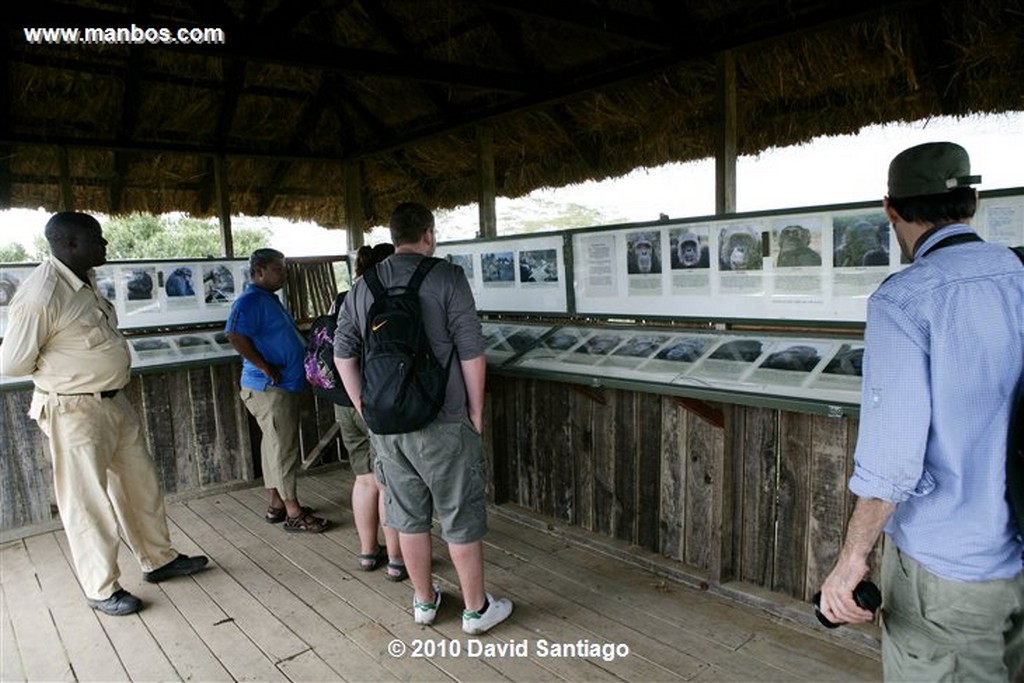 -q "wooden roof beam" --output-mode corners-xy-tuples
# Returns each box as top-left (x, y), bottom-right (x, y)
(469, 0), (682, 49)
